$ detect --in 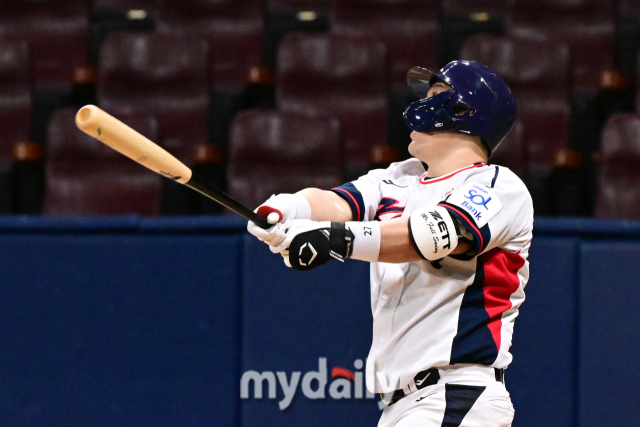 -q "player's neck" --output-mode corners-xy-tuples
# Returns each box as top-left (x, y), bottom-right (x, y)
(424, 143), (488, 178)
